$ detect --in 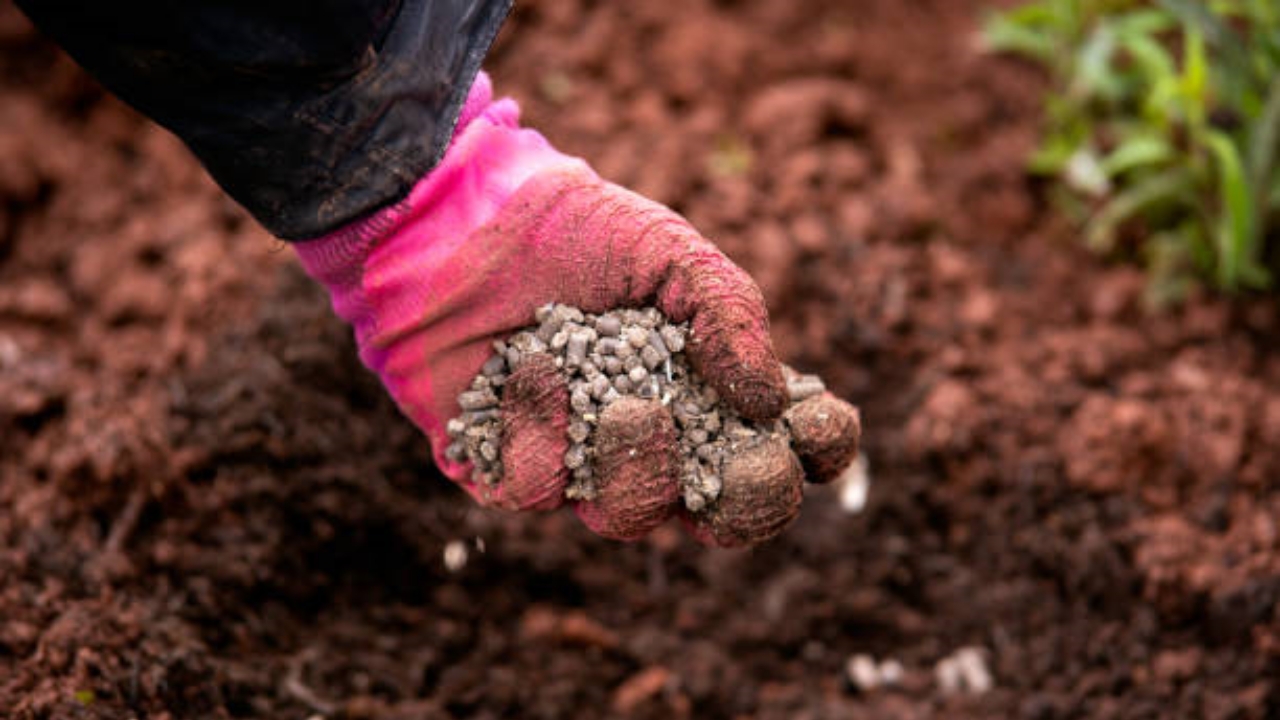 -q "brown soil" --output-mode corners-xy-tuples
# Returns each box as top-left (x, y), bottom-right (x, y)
(3, 0), (1279, 718)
